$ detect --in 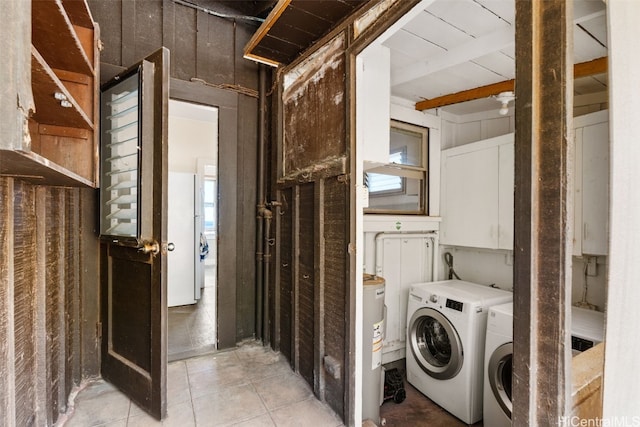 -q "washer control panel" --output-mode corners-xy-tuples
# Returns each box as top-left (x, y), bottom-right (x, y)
(446, 299), (464, 312)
